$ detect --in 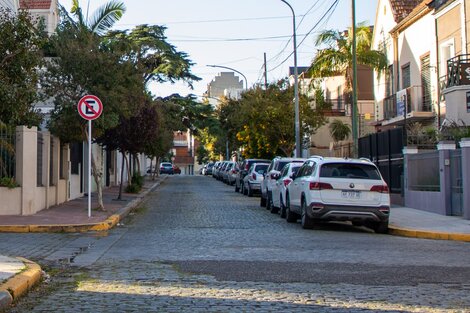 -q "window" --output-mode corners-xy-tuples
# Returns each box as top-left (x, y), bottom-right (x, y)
(402, 63), (411, 89)
(337, 86), (342, 110)
(440, 39), (455, 77)
(320, 163), (381, 180)
(421, 54), (432, 111)
(385, 65), (393, 97)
